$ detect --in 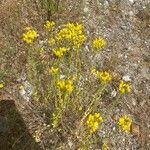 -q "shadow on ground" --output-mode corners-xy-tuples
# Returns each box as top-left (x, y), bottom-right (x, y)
(0, 100), (42, 150)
